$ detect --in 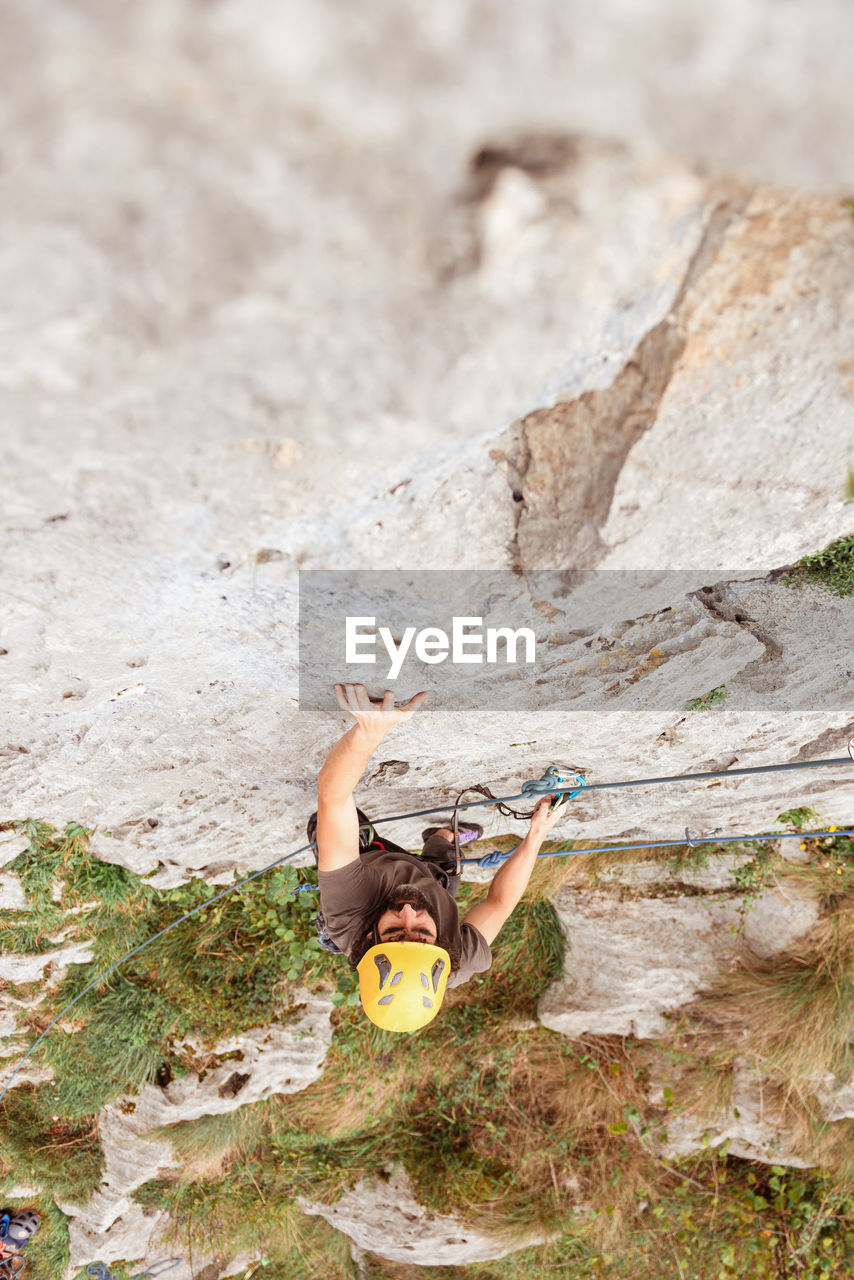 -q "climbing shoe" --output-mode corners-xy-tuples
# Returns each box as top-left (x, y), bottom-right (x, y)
(421, 822), (483, 846)
(307, 808), (376, 851)
(0, 1210), (40, 1251)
